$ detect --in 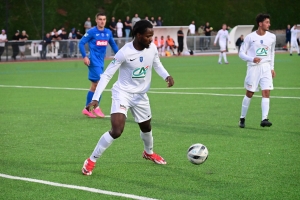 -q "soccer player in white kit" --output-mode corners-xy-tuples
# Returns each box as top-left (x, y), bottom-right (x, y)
(238, 13), (276, 128)
(214, 24), (230, 64)
(81, 20), (175, 175)
(290, 24), (300, 56)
